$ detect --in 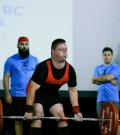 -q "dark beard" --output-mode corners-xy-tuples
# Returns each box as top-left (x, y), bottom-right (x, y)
(18, 48), (30, 58)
